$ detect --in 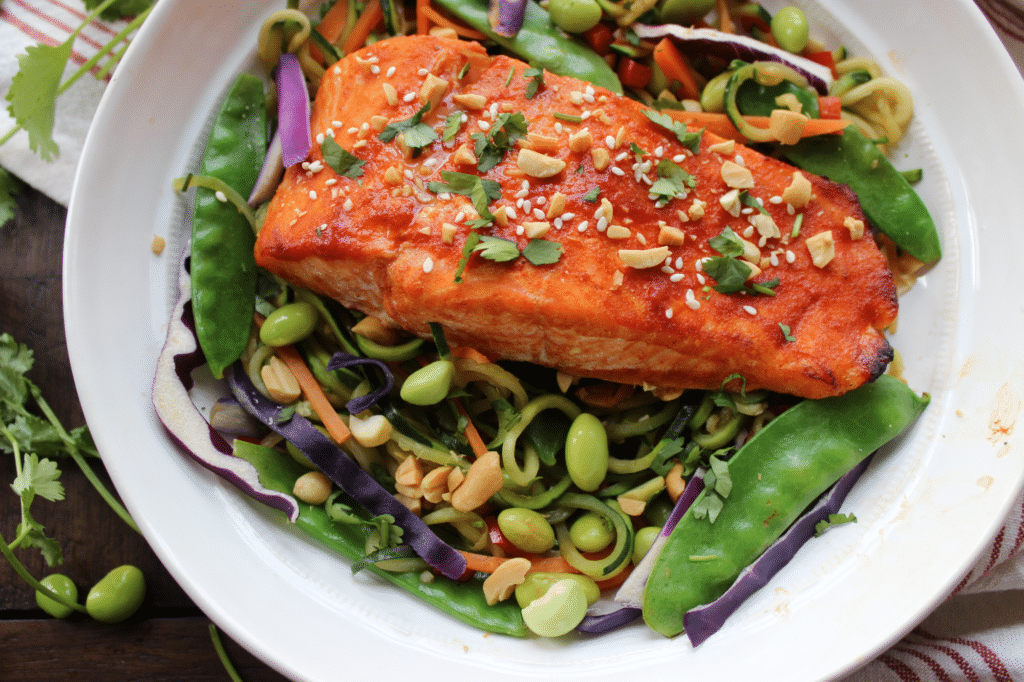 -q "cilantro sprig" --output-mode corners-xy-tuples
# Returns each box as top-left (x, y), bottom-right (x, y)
(427, 171), (502, 227)
(643, 109), (704, 154)
(320, 138), (366, 179)
(703, 228), (779, 296)
(0, 333), (139, 616)
(379, 103), (437, 153)
(471, 112), (528, 172)
(2, 0), (155, 160)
